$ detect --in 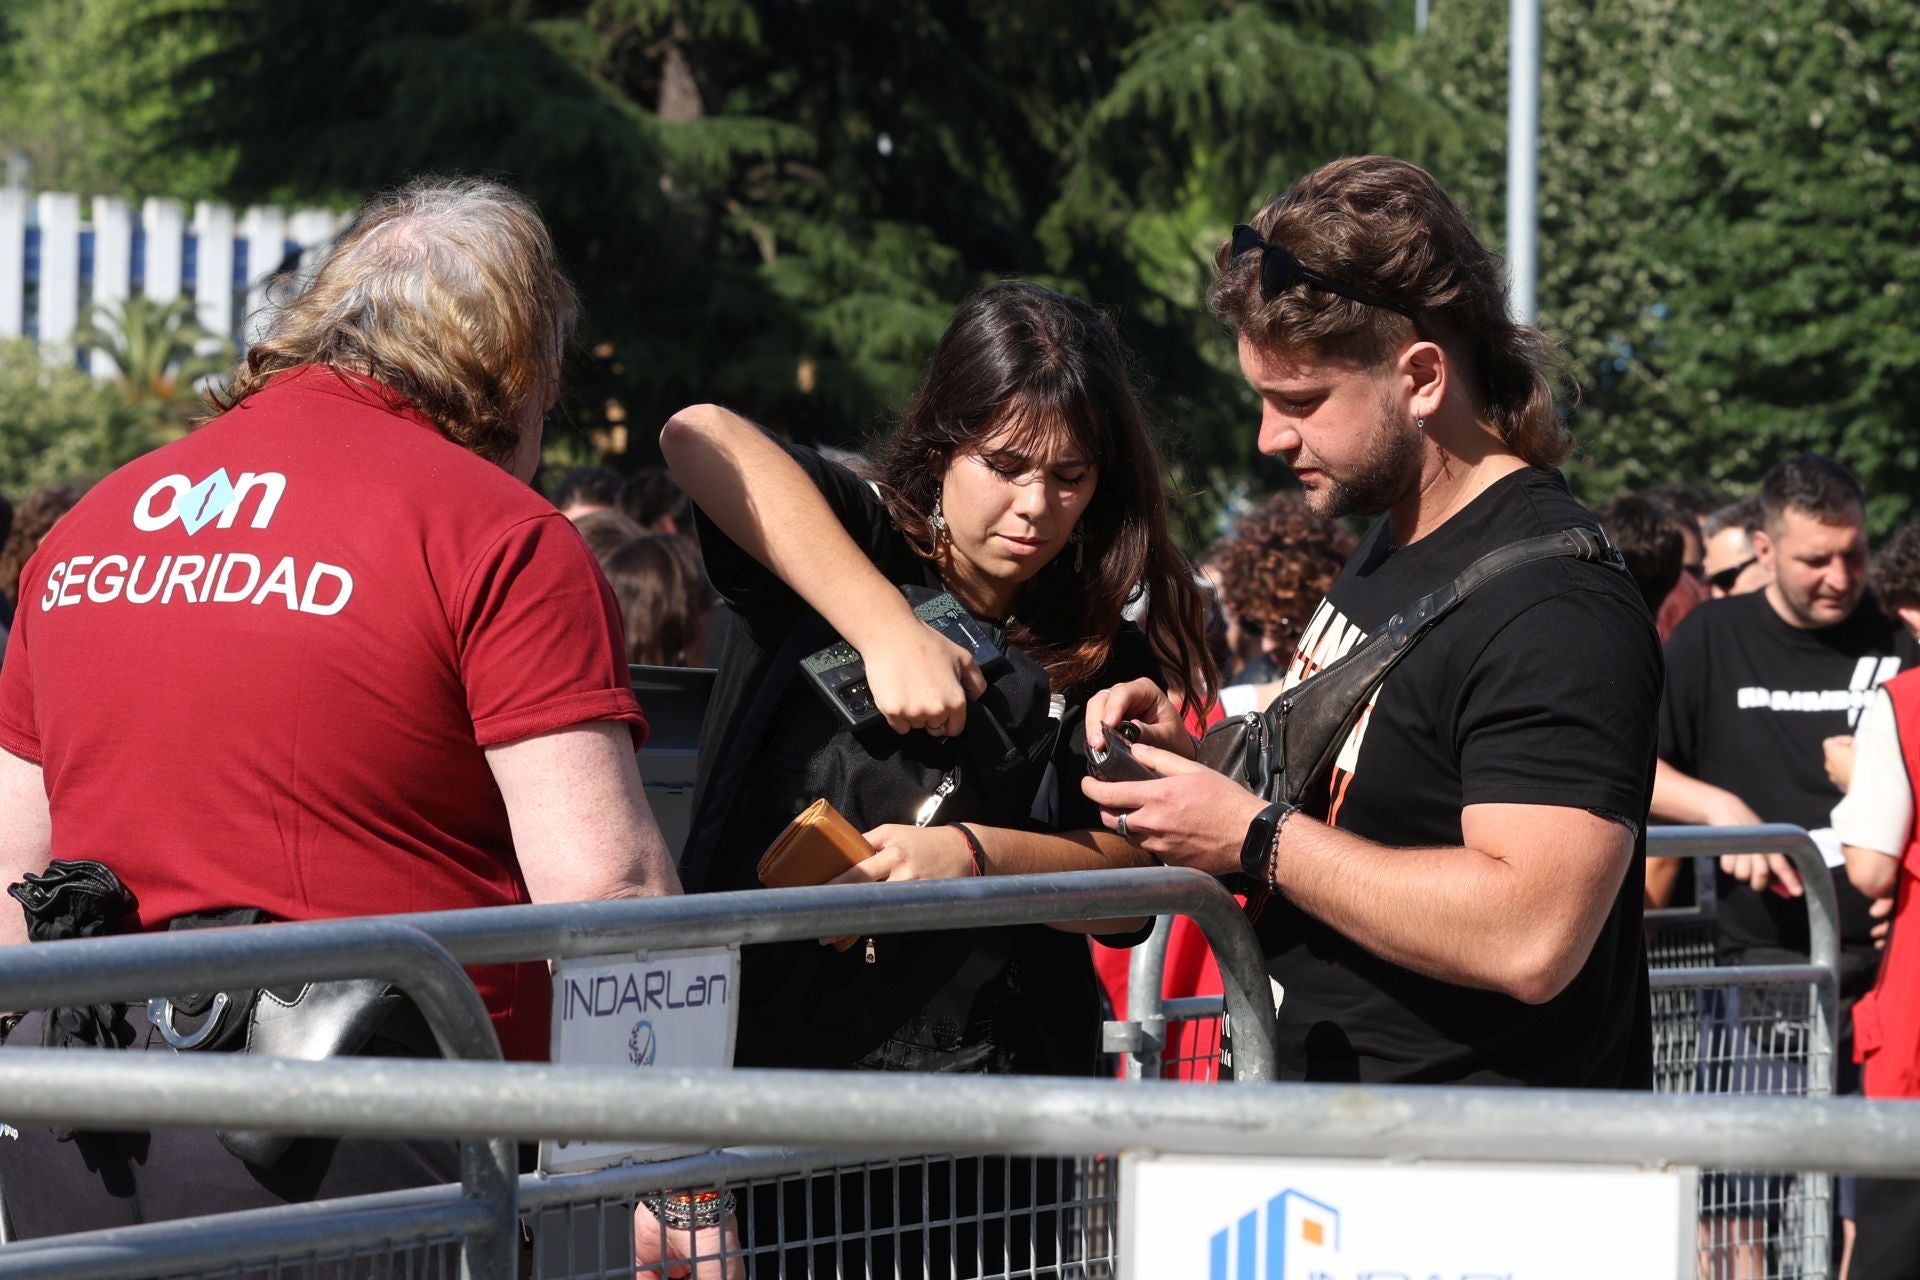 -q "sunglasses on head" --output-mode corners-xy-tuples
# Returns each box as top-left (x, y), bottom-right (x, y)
(1230, 224), (1414, 318)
